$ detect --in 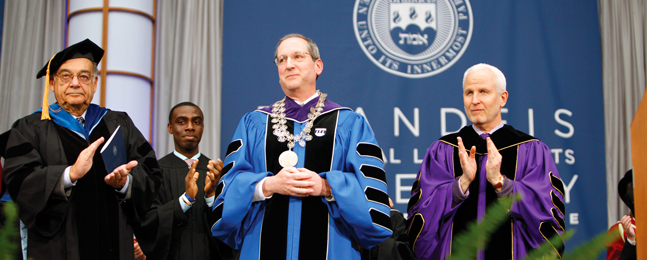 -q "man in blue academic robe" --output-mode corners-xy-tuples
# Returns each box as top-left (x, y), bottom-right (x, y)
(211, 34), (392, 260)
